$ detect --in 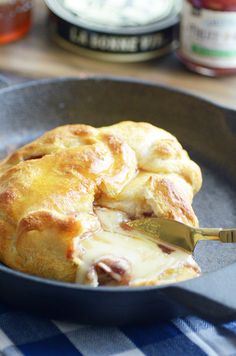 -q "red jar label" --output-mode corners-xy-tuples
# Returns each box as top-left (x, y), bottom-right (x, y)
(181, 0), (236, 68)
